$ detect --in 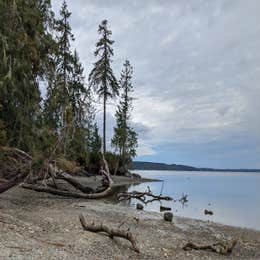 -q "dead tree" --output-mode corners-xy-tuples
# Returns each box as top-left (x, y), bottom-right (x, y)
(79, 214), (140, 253)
